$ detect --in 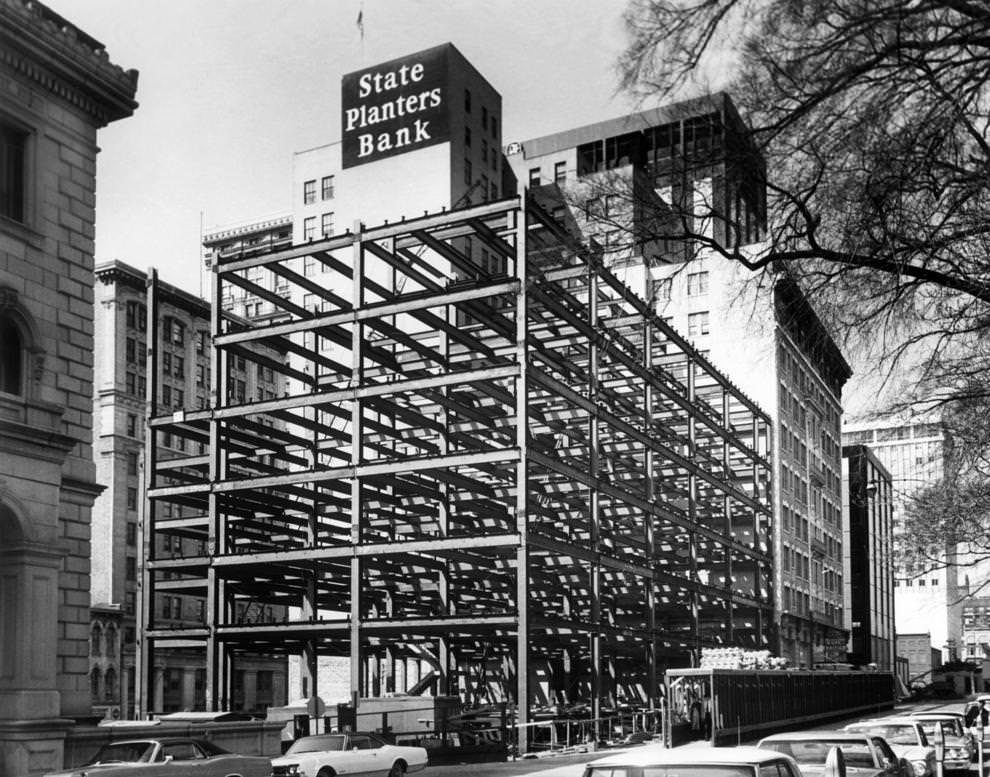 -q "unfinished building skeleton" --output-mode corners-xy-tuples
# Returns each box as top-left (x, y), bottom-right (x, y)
(140, 194), (774, 751)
